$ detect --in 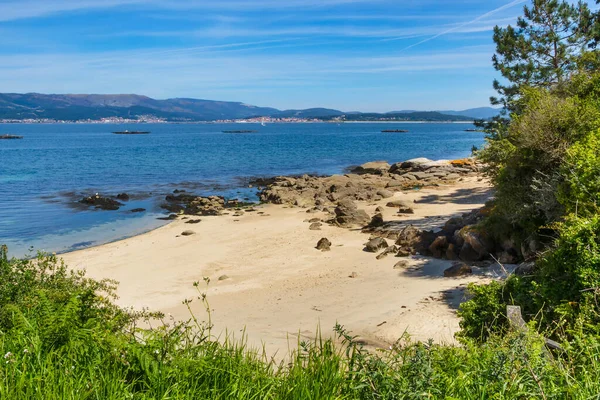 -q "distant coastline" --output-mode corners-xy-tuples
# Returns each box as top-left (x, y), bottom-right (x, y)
(0, 119), (476, 125)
